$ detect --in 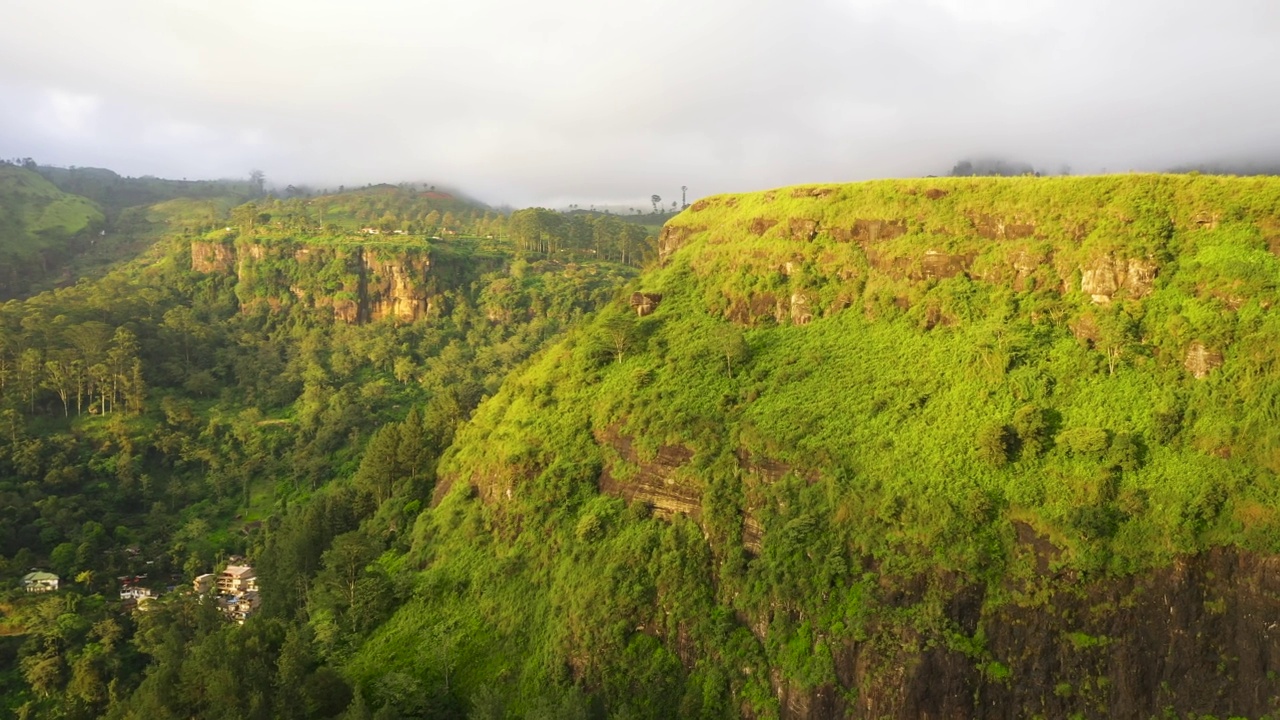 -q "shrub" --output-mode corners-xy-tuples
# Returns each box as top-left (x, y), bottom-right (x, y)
(1057, 426), (1110, 455)
(1012, 404), (1050, 459)
(976, 424), (1013, 467)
